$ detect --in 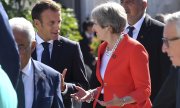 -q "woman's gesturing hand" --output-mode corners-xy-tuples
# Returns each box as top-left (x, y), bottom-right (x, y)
(71, 86), (94, 103)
